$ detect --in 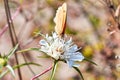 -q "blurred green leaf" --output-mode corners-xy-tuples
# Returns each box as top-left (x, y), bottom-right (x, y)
(0, 62), (41, 78)
(73, 67), (84, 80)
(66, 27), (78, 35)
(89, 14), (100, 28)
